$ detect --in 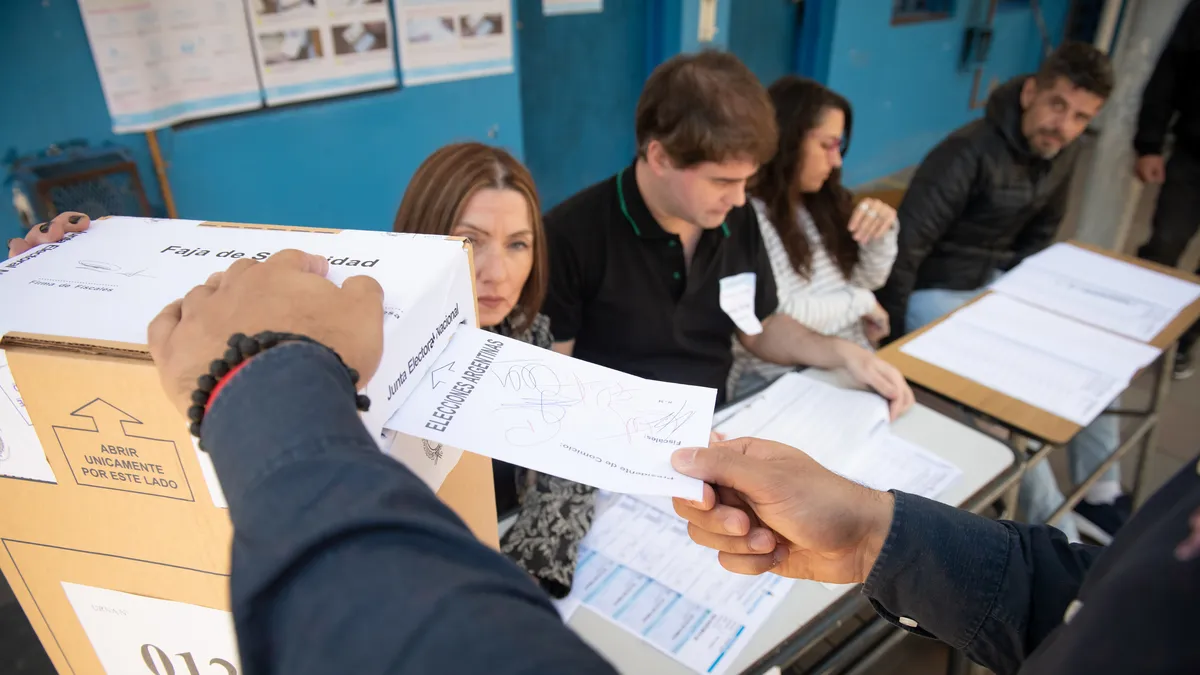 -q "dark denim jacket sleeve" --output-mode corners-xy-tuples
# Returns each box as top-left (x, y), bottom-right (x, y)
(202, 342), (615, 675)
(863, 491), (1102, 675)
